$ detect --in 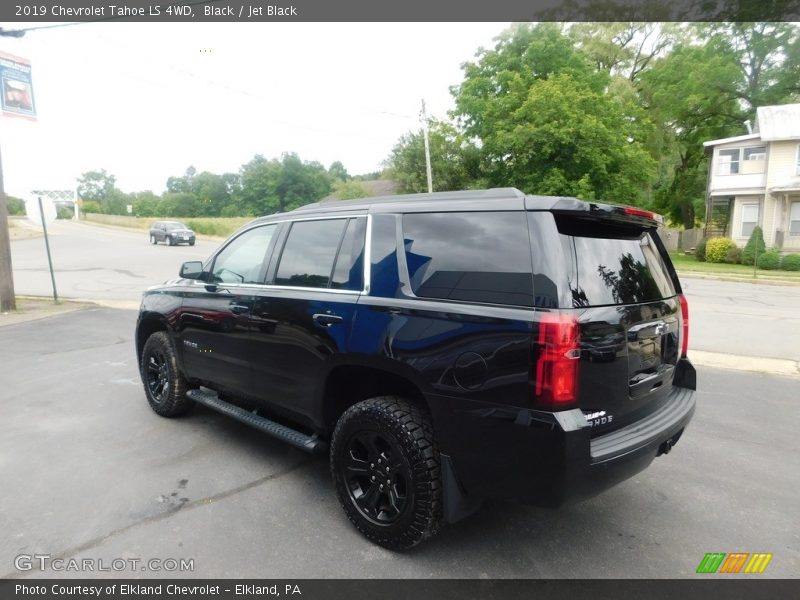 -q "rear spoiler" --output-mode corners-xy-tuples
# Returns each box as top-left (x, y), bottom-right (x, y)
(527, 196), (664, 228)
